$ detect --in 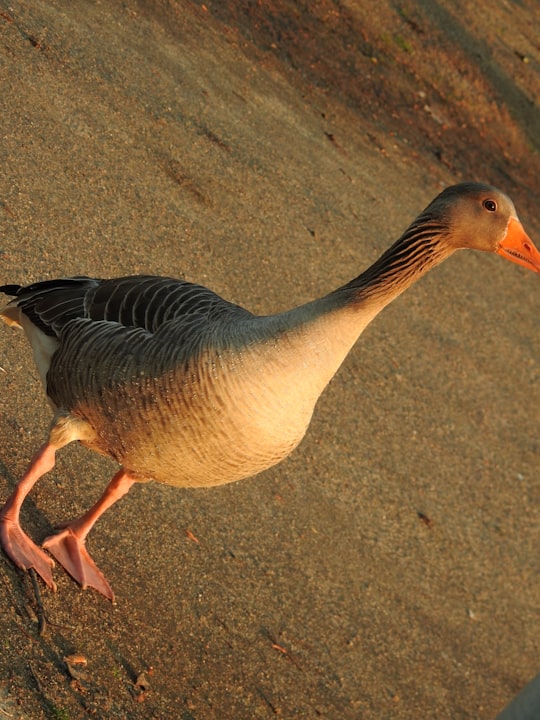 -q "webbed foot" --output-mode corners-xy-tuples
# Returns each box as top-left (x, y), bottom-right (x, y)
(0, 517), (56, 591)
(43, 528), (114, 601)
